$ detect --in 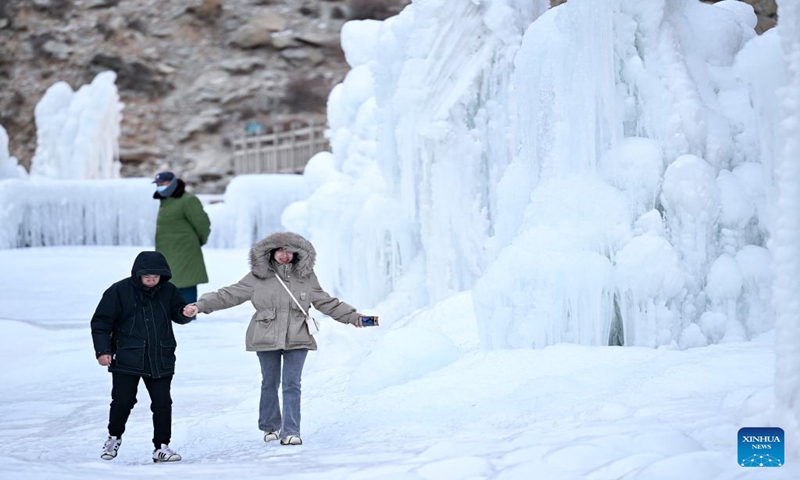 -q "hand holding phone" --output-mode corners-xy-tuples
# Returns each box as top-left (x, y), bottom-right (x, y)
(359, 315), (379, 327)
